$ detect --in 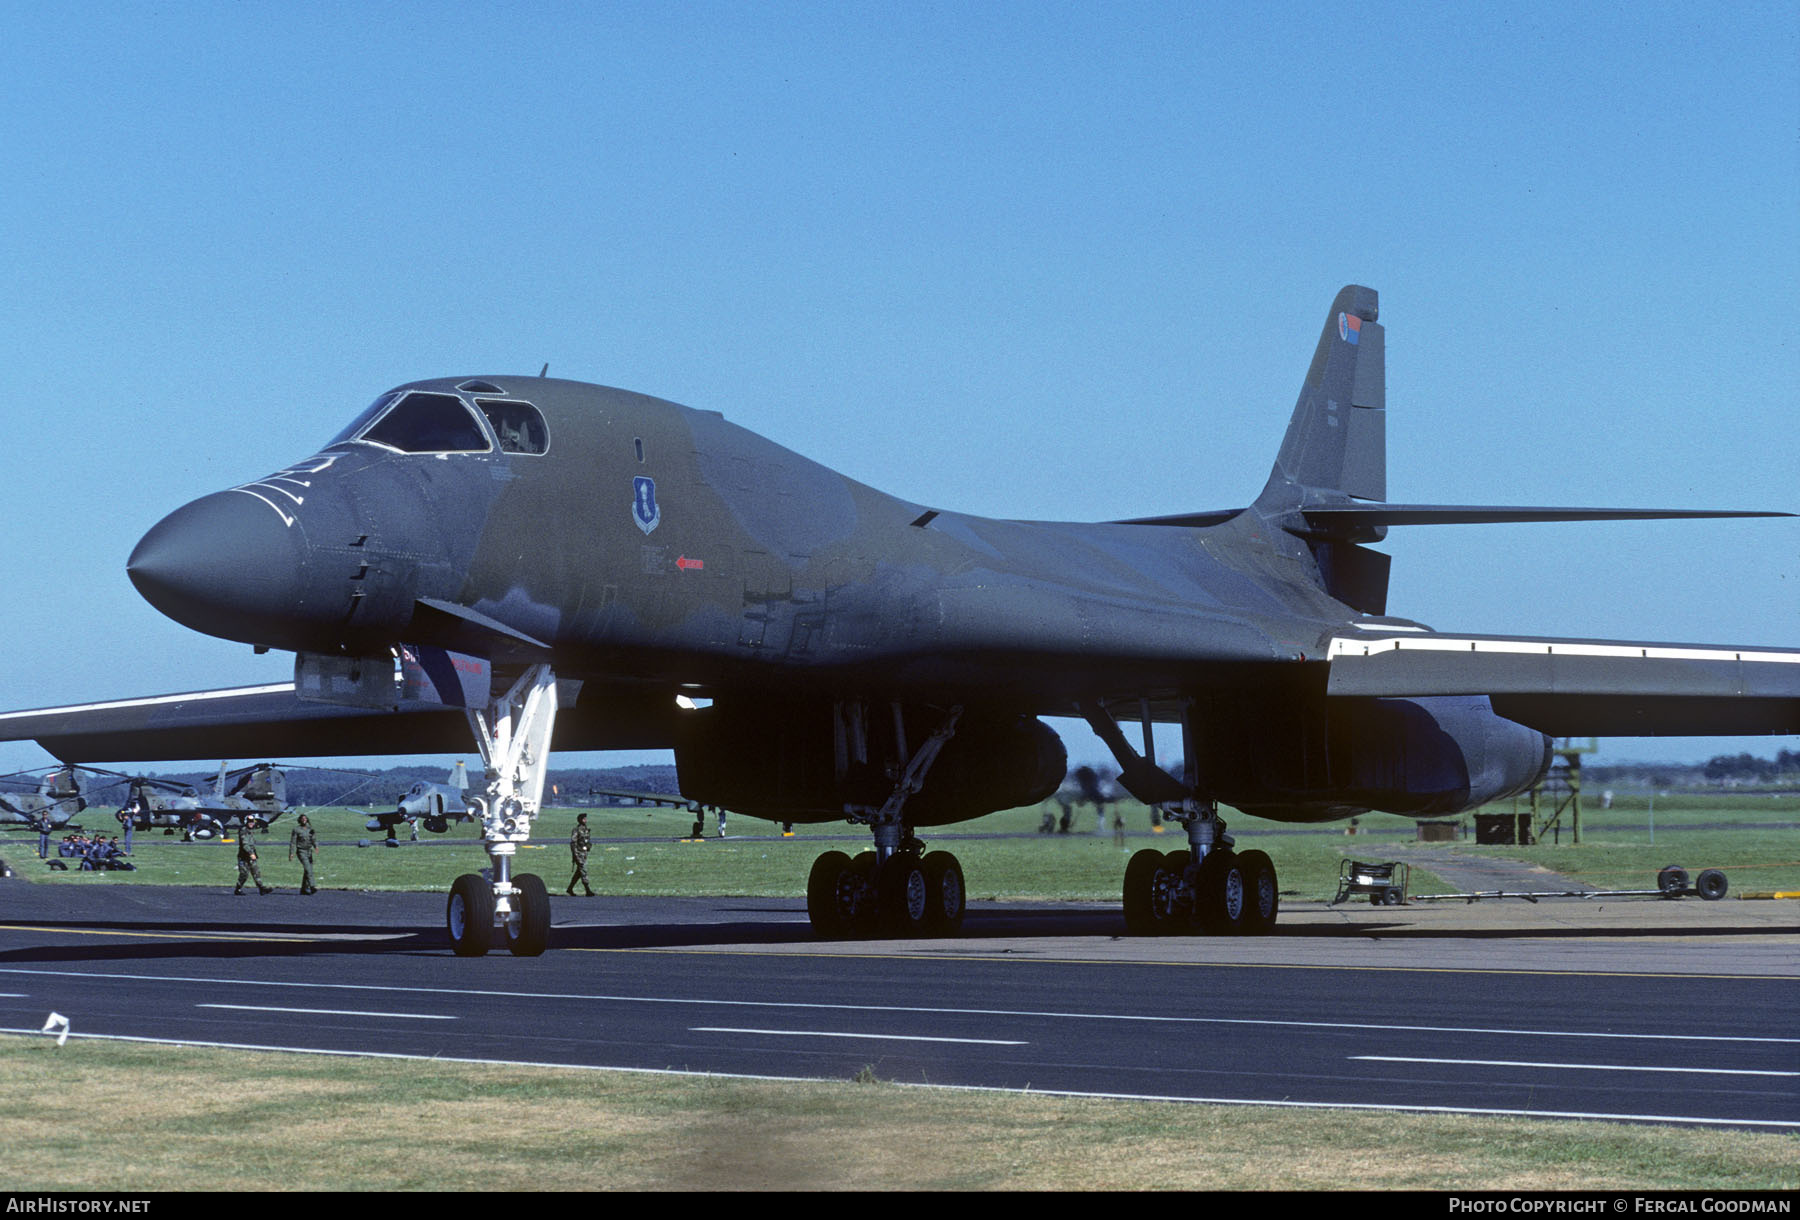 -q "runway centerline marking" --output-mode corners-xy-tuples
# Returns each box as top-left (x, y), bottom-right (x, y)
(1, 965), (1790, 1046)
(1353, 1055), (1797, 1077)
(690, 1026), (1026, 1045)
(583, 945), (1797, 983)
(198, 1003), (455, 1021)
